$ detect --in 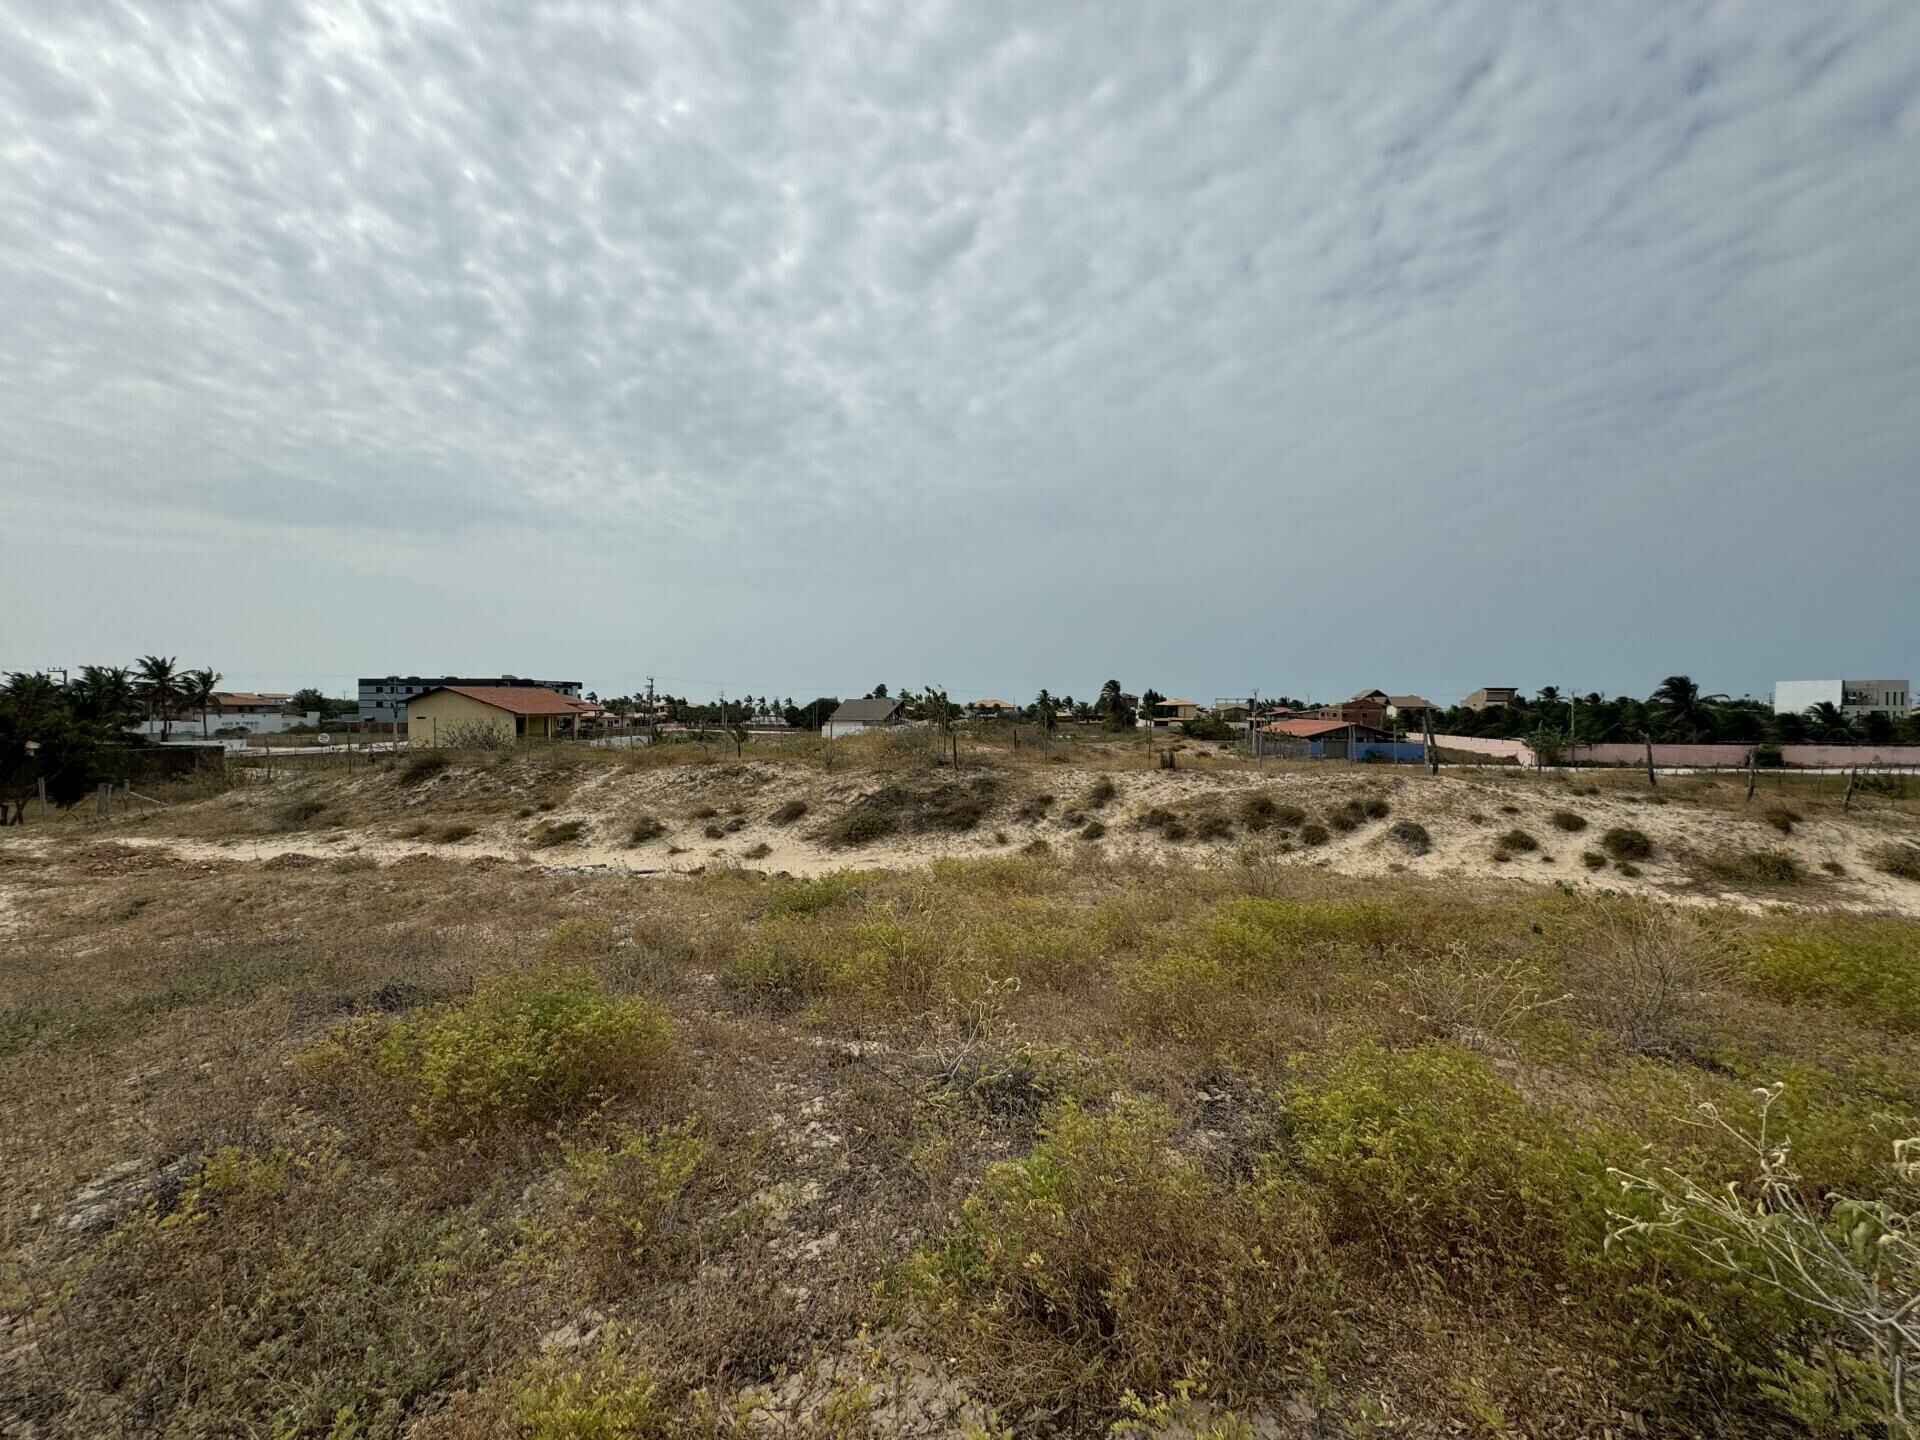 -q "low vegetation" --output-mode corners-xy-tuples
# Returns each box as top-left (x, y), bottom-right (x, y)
(1550, 809), (1588, 832)
(1601, 825), (1655, 861)
(7, 748), (1920, 1438)
(530, 817), (587, 847)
